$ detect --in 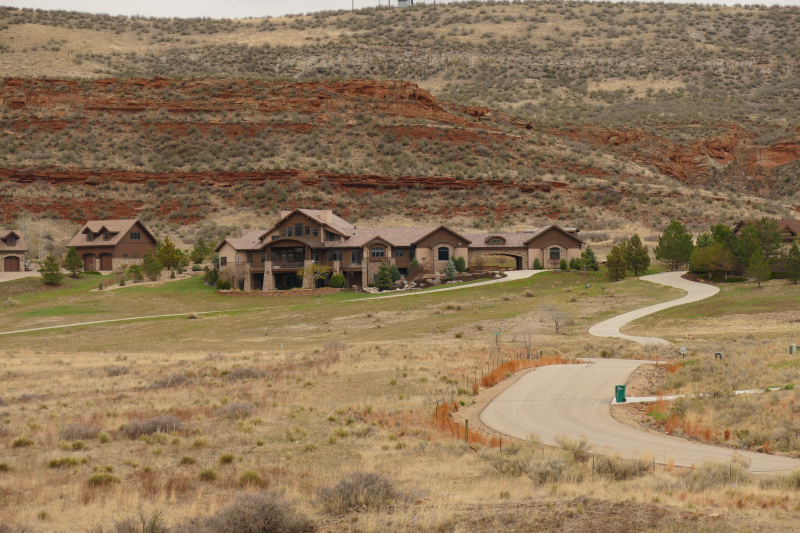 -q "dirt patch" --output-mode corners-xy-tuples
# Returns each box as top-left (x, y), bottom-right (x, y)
(624, 363), (666, 397)
(321, 499), (720, 533)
